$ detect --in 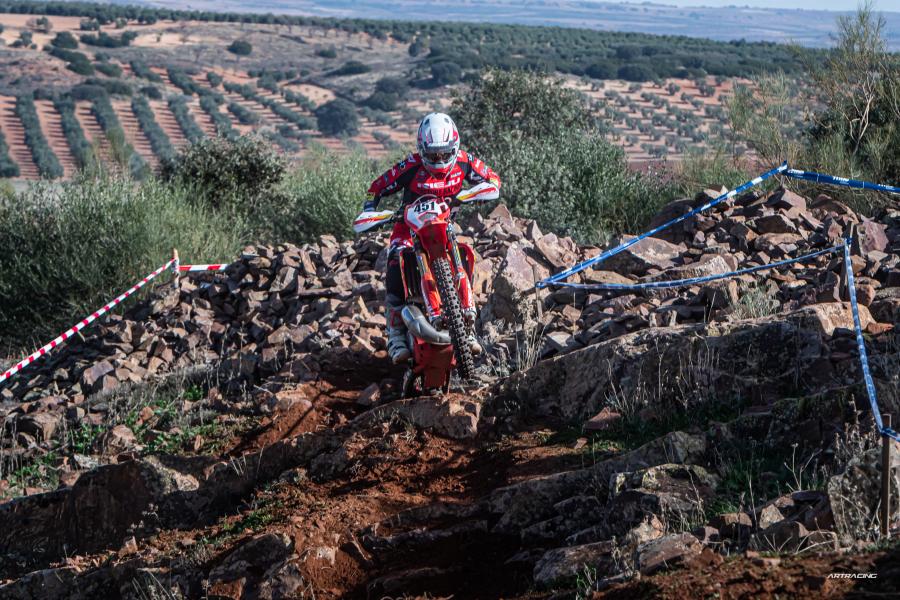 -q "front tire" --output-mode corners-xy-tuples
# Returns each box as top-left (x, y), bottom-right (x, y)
(432, 257), (475, 381)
